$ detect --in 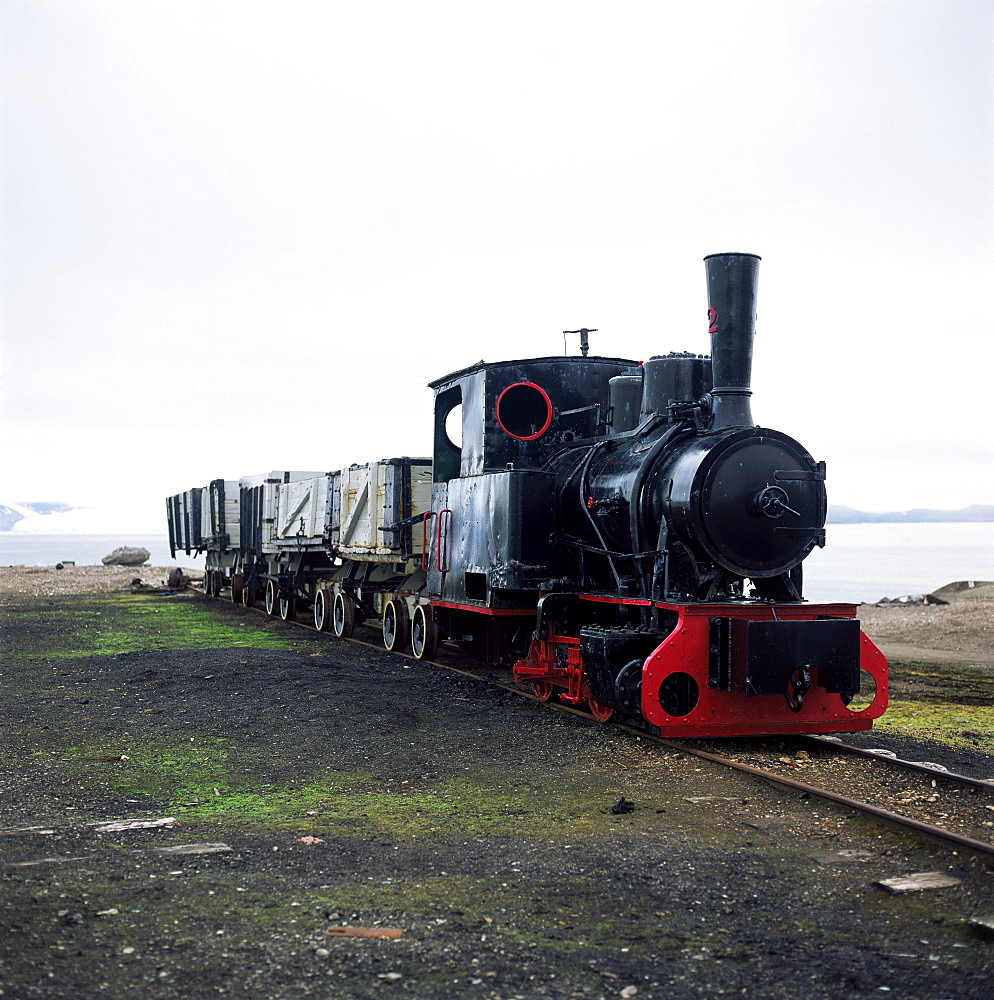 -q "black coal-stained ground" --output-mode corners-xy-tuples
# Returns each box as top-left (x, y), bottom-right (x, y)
(2, 591), (993, 999)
